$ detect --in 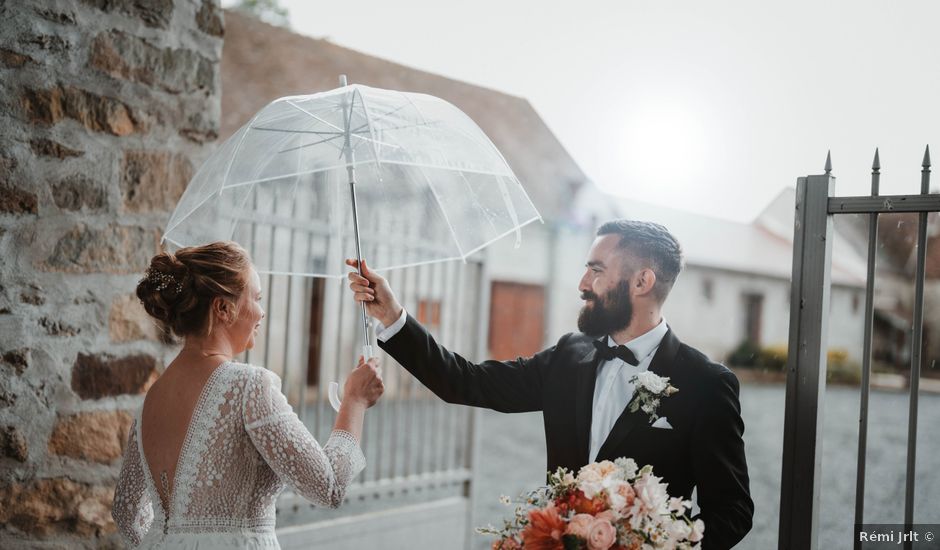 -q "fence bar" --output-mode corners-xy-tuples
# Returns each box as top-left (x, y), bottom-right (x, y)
(262, 194), (279, 373)
(828, 194), (940, 214)
(853, 150), (880, 549)
(464, 257), (490, 550)
(779, 173), (834, 550)
(903, 148), (930, 547)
